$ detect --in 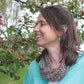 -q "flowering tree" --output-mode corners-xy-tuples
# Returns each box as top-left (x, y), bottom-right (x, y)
(0, 9), (42, 80)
